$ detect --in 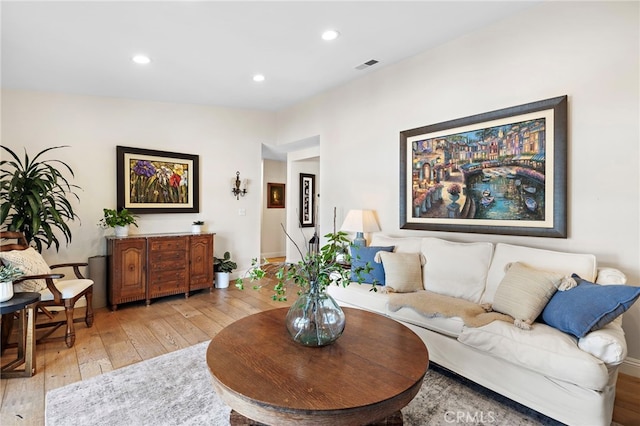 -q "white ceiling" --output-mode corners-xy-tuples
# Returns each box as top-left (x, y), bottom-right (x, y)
(1, 1), (539, 112)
